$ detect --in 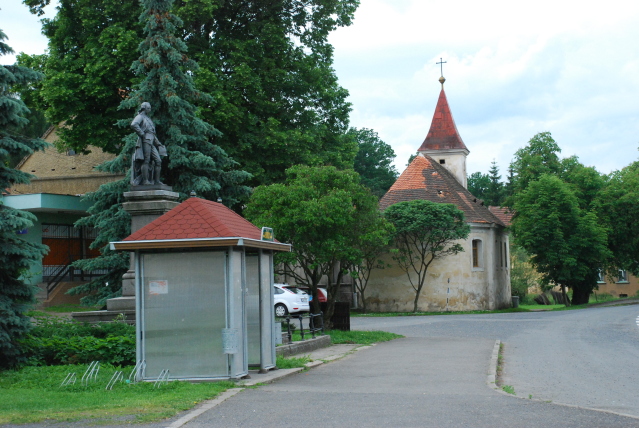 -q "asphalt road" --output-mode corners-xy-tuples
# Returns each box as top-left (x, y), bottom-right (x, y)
(177, 305), (639, 427)
(352, 304), (639, 418)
